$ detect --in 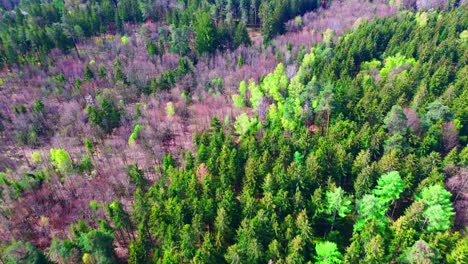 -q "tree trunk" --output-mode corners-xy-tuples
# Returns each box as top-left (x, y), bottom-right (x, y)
(330, 209), (337, 233)
(391, 200), (398, 218)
